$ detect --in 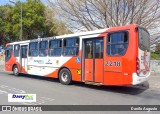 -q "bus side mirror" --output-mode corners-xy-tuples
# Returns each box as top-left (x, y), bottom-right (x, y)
(135, 27), (138, 32)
